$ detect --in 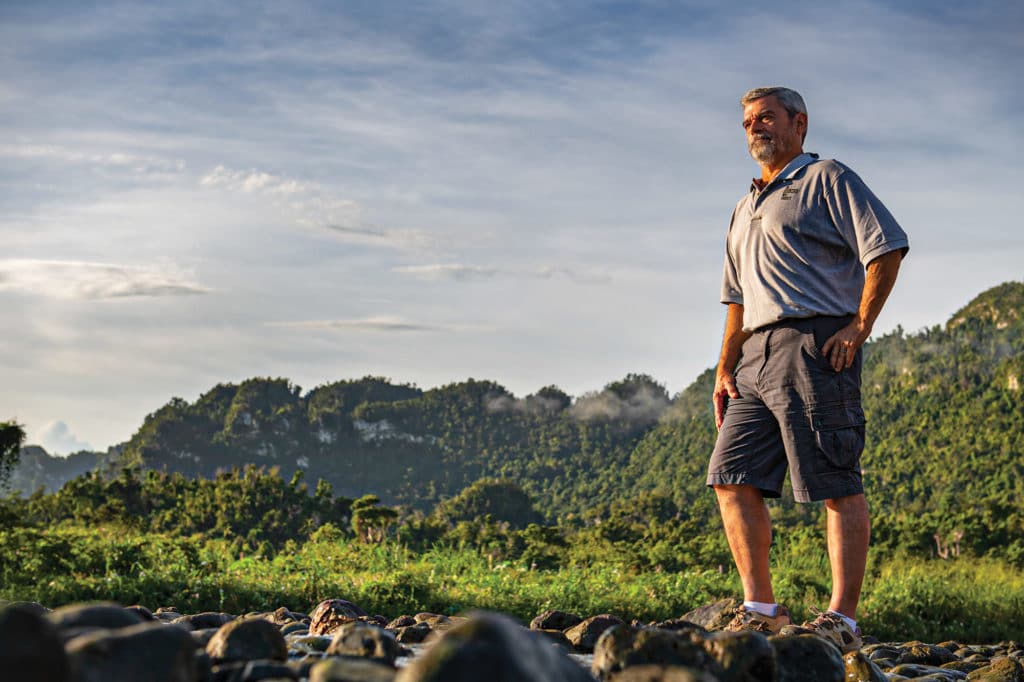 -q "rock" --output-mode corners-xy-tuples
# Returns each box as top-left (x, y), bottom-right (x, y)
(681, 599), (739, 632)
(650, 619), (706, 633)
(565, 614), (625, 652)
(530, 610), (583, 631)
(280, 622), (308, 636)
(532, 629), (573, 648)
(413, 613), (456, 630)
(8, 601), (51, 616)
(309, 657), (396, 682)
(48, 602), (145, 631)
(606, 665), (719, 682)
(309, 600), (369, 636)
(211, 659), (299, 681)
(701, 629), (775, 681)
(899, 642), (960, 666)
(190, 627), (221, 648)
(65, 622), (196, 682)
(287, 633), (333, 655)
(207, 617), (288, 664)
(843, 650), (888, 682)
(173, 612), (236, 630)
(0, 603), (70, 682)
(125, 605), (158, 621)
(889, 663), (966, 679)
(946, 661), (990, 674)
(387, 616), (417, 629)
(391, 622), (432, 644)
(326, 622), (399, 665)
(968, 656), (1024, 681)
(266, 607), (303, 625)
(395, 611), (593, 682)
(591, 625), (722, 681)
(772, 633), (845, 682)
